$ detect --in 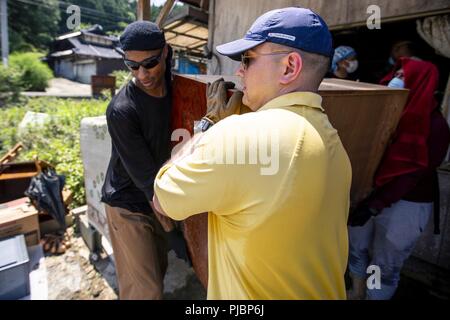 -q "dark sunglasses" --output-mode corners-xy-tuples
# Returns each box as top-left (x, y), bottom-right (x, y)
(241, 51), (292, 70)
(124, 50), (163, 70)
